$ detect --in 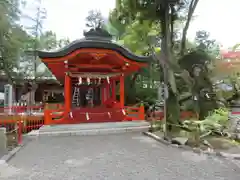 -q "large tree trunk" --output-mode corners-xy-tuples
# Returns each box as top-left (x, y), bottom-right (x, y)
(159, 3), (180, 136)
